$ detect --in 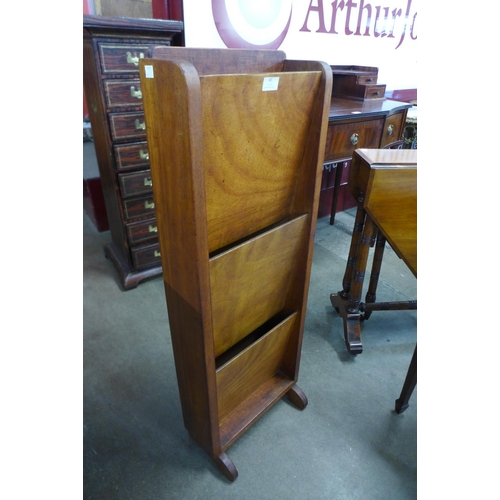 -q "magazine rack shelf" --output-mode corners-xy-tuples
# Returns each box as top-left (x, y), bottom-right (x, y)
(139, 47), (332, 481)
